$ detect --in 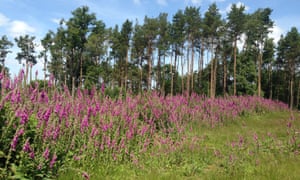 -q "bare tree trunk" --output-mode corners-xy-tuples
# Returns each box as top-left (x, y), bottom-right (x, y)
(213, 55), (217, 98)
(181, 55), (184, 93)
(290, 78), (294, 109)
(186, 42), (190, 94)
(268, 63), (272, 99)
(198, 45), (204, 92)
(258, 51), (262, 97)
(157, 53), (161, 91)
(170, 50), (174, 95)
(125, 48), (128, 92)
(296, 80), (300, 109)
(233, 38), (237, 96)
(191, 43), (195, 93)
(80, 55), (83, 89)
(161, 55), (166, 95)
(223, 55), (227, 95)
(147, 41), (152, 90)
